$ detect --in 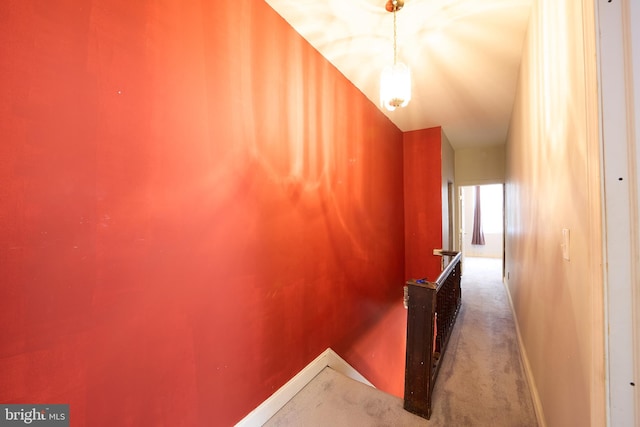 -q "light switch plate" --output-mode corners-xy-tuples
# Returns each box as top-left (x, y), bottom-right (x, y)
(562, 228), (570, 261)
